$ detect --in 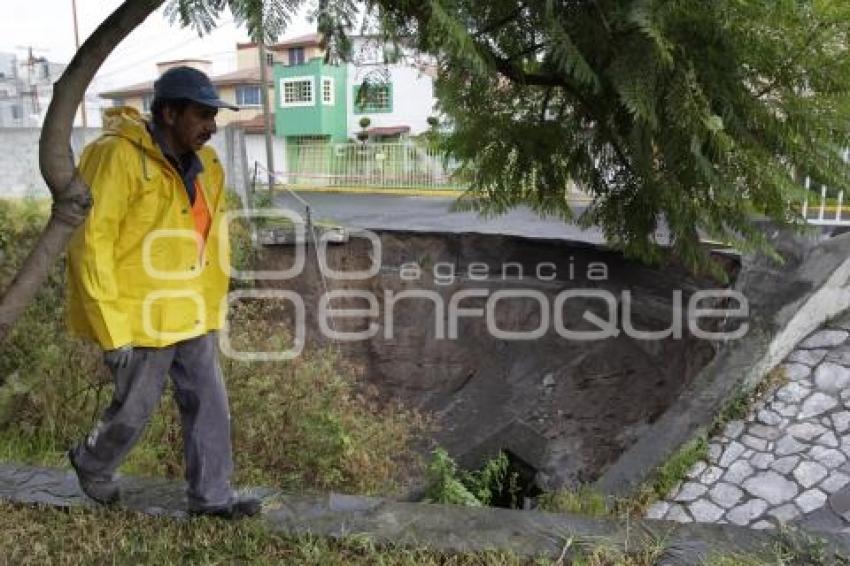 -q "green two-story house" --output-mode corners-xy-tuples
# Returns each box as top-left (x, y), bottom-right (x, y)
(274, 57), (348, 144)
